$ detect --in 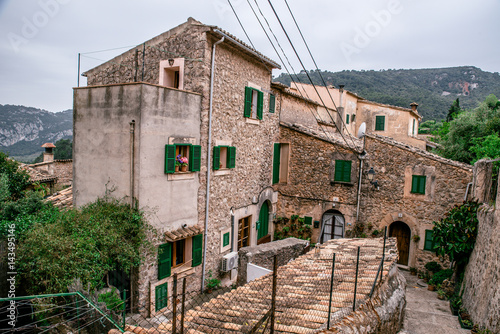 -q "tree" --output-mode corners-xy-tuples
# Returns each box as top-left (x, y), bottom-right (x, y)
(0, 152), (30, 200)
(446, 98), (461, 122)
(470, 133), (500, 163)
